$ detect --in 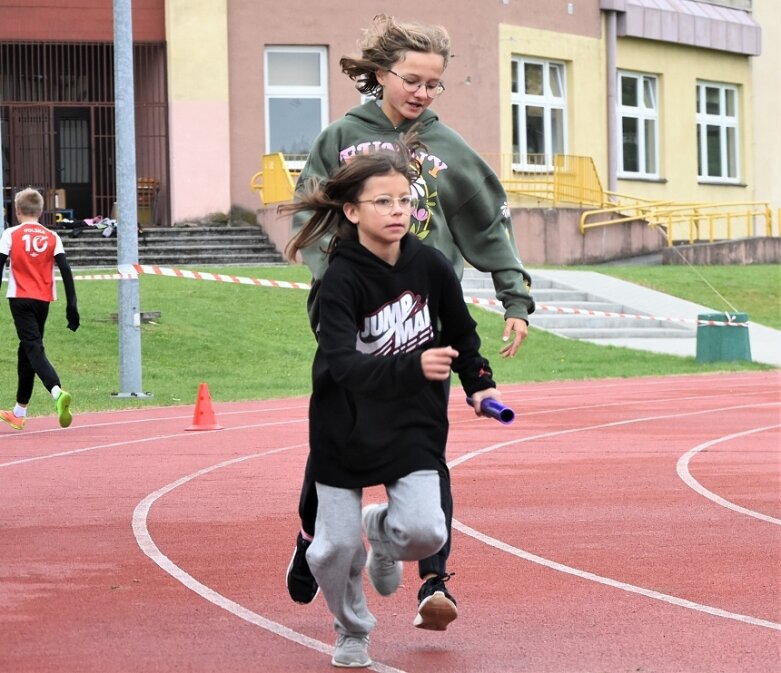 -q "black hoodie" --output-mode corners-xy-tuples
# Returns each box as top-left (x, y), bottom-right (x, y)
(309, 233), (495, 488)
